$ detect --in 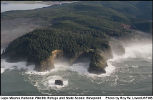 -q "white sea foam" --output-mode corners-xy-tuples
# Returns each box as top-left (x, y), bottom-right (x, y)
(1, 43), (151, 96)
(1, 52), (116, 77)
(25, 70), (50, 76)
(24, 59), (116, 93)
(85, 42), (152, 77)
(1, 48), (4, 54)
(25, 62), (70, 76)
(1, 59), (35, 74)
(30, 75), (68, 92)
(69, 62), (89, 75)
(131, 65), (139, 68)
(1, 42), (151, 93)
(69, 59), (116, 78)
(111, 43), (152, 61)
(23, 62), (70, 91)
(1, 42), (151, 76)
(52, 62), (70, 72)
(24, 64), (69, 92)
(42, 75), (68, 90)
(124, 43), (152, 59)
(87, 59), (116, 78)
